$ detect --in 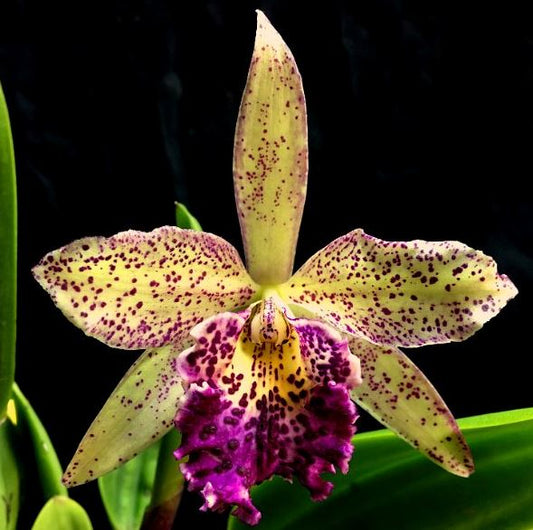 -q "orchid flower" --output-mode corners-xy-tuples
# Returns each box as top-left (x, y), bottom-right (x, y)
(33, 11), (517, 526)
